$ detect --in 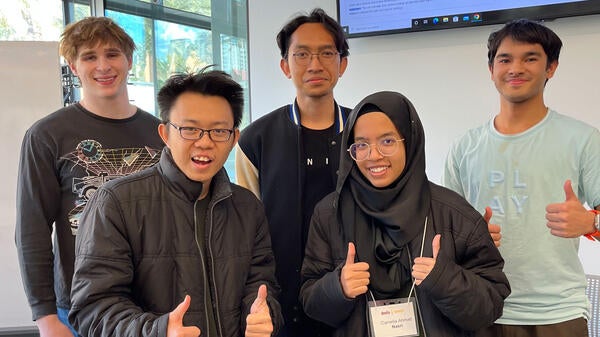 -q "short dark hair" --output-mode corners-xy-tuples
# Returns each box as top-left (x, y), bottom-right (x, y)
(487, 19), (562, 68)
(276, 8), (349, 59)
(157, 67), (244, 128)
